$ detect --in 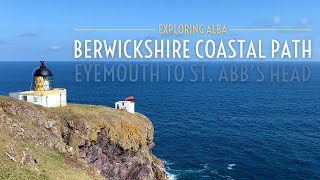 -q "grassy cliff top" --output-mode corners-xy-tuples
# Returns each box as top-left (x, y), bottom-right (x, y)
(0, 96), (157, 179)
(53, 103), (154, 151)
